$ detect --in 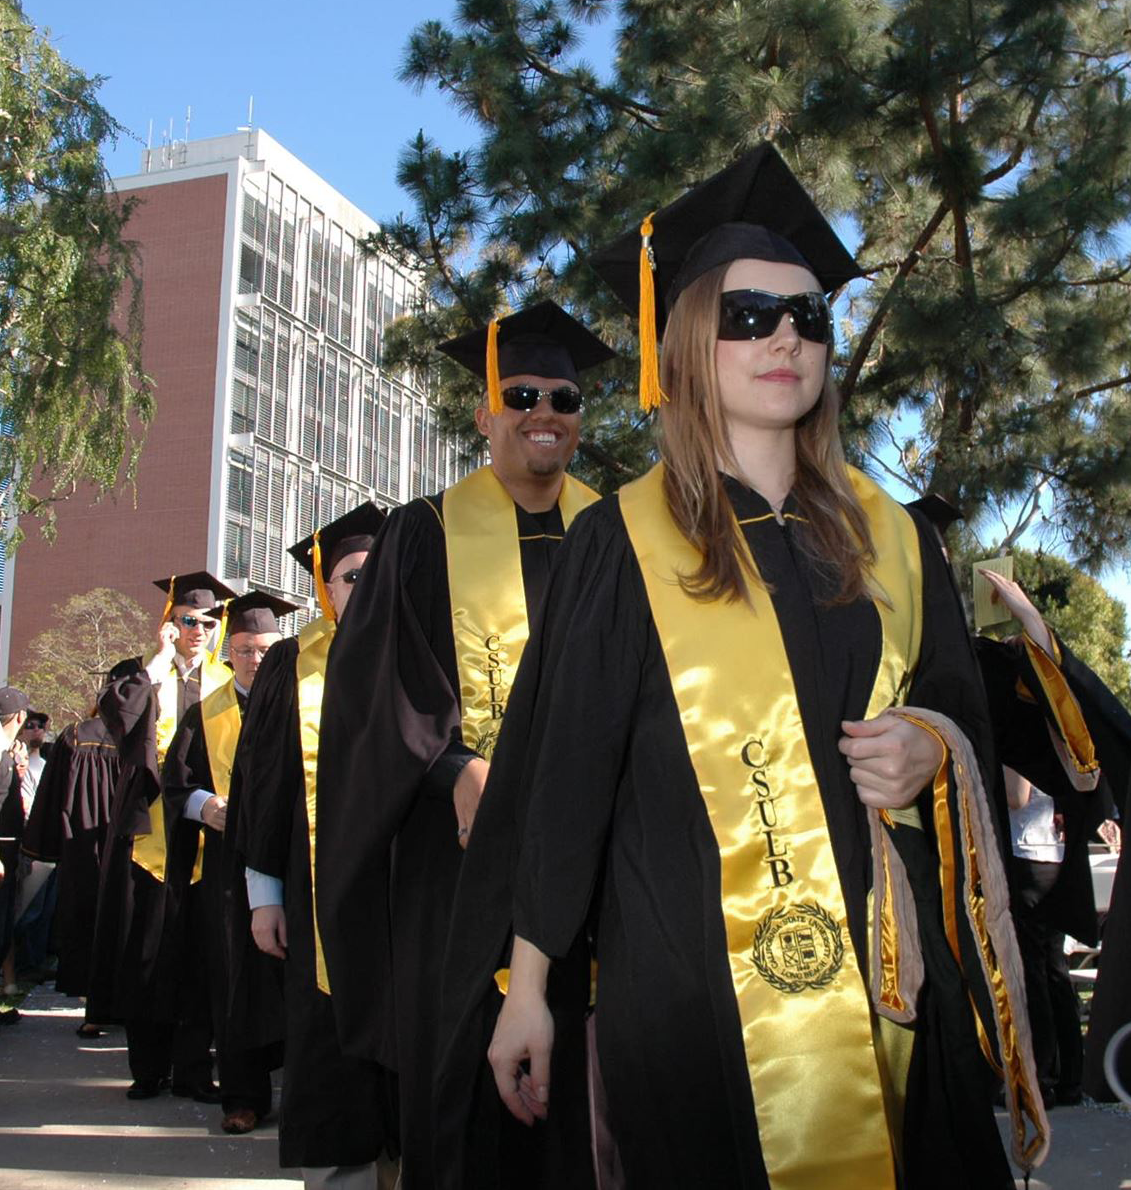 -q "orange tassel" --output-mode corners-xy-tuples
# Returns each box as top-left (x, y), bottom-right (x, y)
(312, 532), (337, 622)
(486, 317), (503, 415)
(160, 575), (176, 625)
(638, 212), (667, 412)
(209, 600), (230, 665)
